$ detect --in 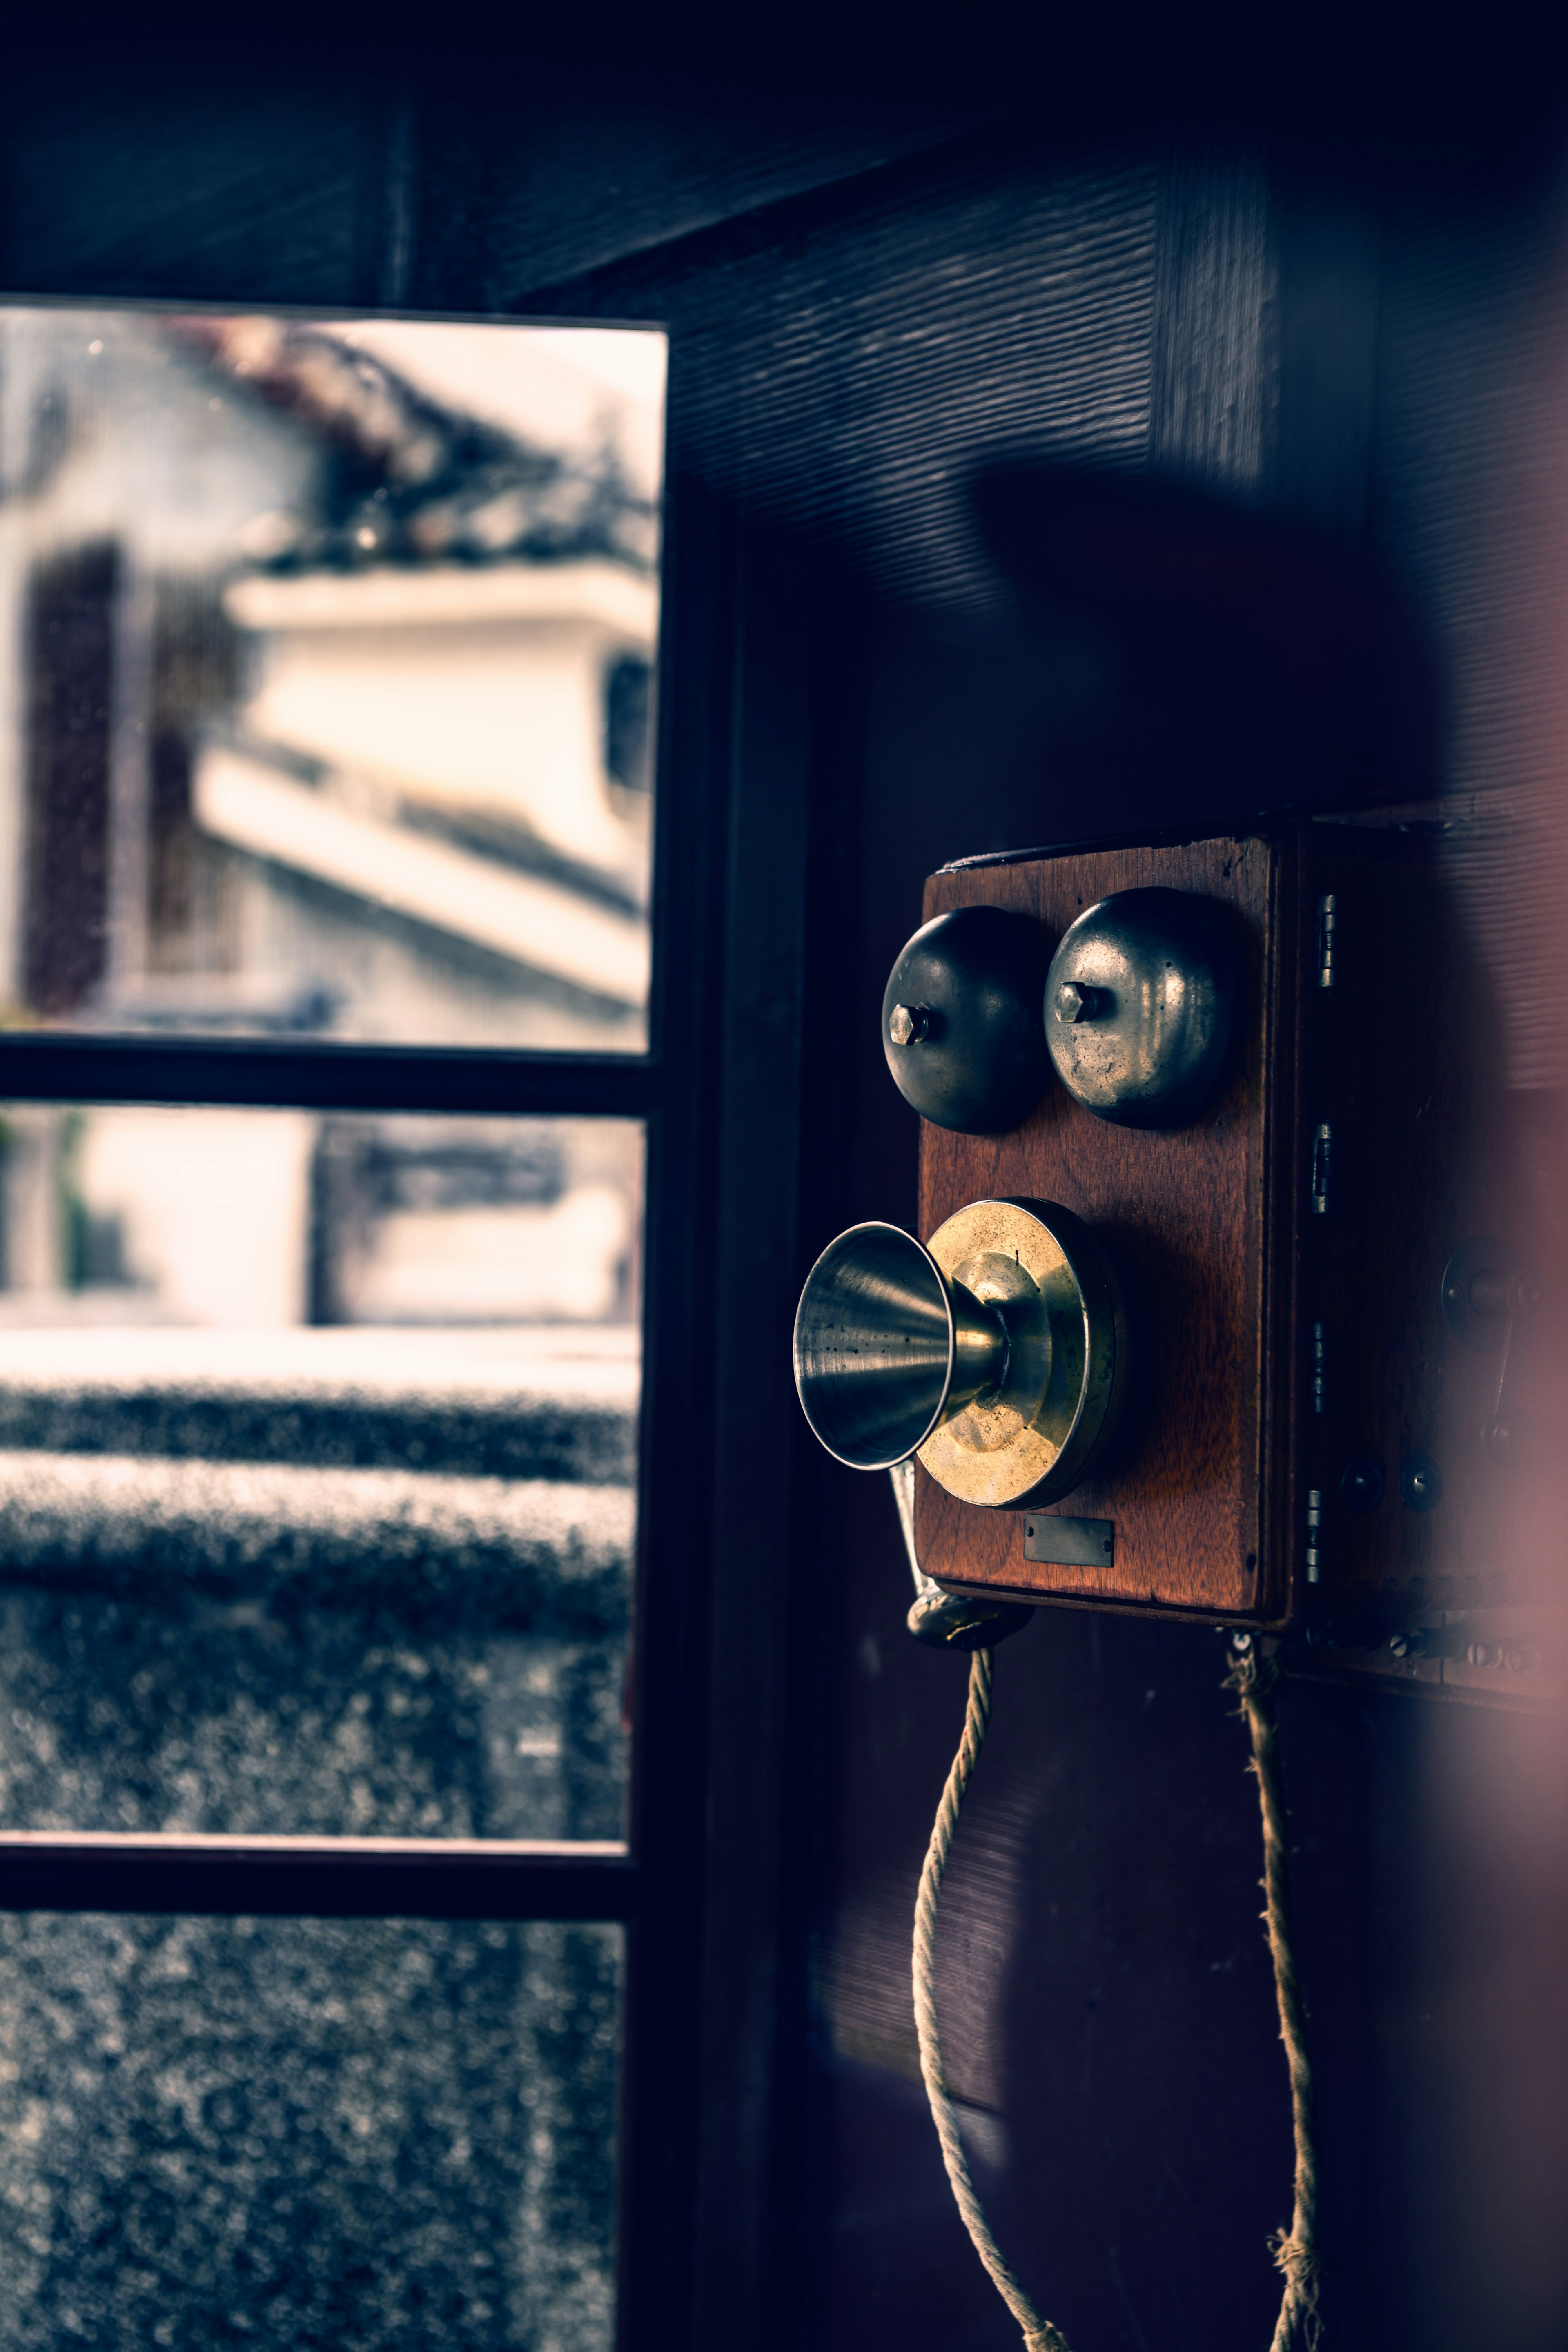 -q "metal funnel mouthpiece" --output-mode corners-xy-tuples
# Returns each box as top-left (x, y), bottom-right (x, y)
(792, 1221), (1009, 1471)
